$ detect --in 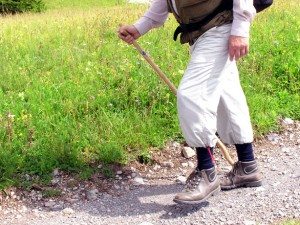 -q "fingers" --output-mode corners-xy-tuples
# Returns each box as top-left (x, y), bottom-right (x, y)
(228, 36), (249, 61)
(229, 45), (248, 61)
(229, 46), (248, 61)
(229, 47), (236, 61)
(118, 25), (137, 45)
(118, 31), (134, 44)
(125, 35), (135, 44)
(118, 27), (131, 44)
